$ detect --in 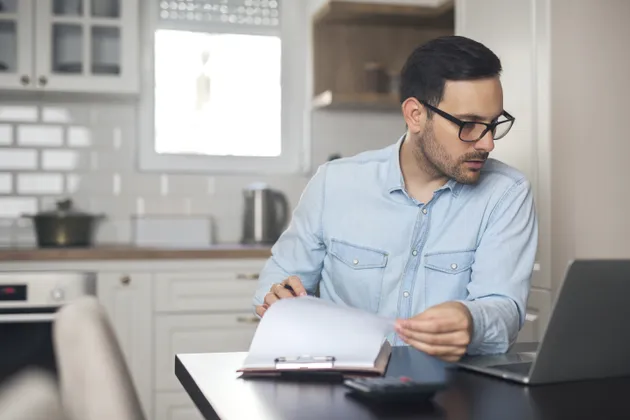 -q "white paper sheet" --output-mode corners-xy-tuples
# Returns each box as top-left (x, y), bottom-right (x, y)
(242, 296), (395, 369)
